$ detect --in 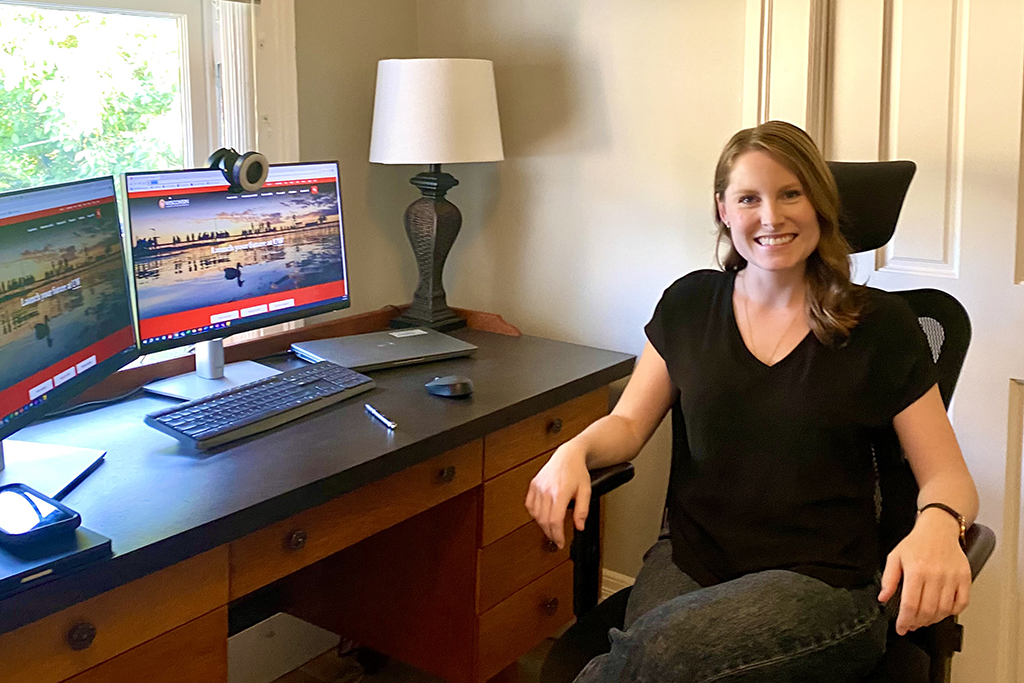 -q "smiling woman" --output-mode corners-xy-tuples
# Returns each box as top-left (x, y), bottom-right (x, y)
(527, 120), (978, 681)
(712, 120), (864, 350)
